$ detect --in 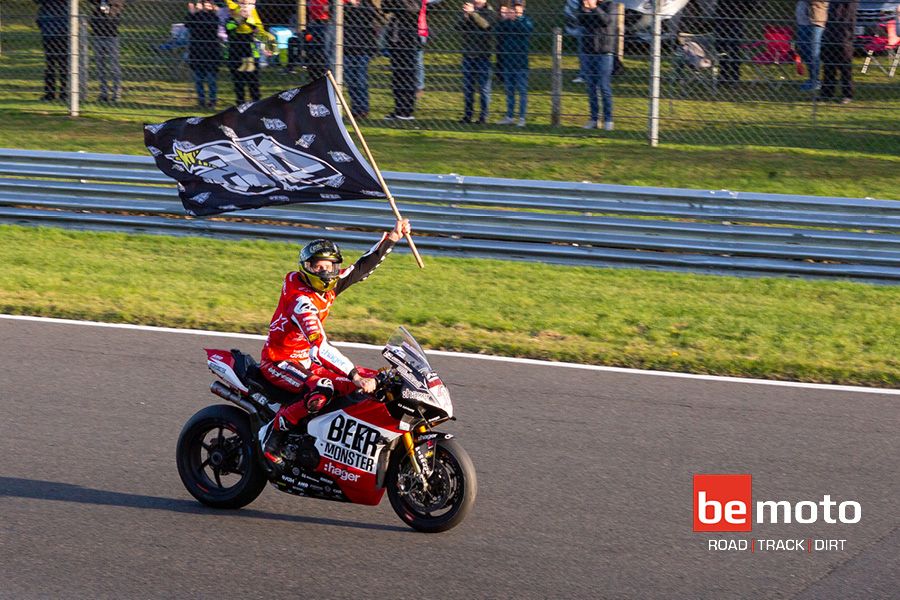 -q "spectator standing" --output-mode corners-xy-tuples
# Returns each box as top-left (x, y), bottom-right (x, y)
(795, 1), (829, 91)
(415, 0), (440, 99)
(495, 0), (532, 126)
(344, 0), (380, 118)
(458, 0), (496, 124)
(382, 0), (424, 120)
(89, 0), (124, 103)
(225, 0), (266, 104)
(35, 0), (69, 102)
(306, 0), (332, 78)
(820, 0), (857, 103)
(578, 0), (616, 130)
(564, 0), (585, 83)
(186, 1), (222, 109)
